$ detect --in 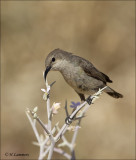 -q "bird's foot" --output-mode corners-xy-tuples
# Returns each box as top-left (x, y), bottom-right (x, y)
(86, 96), (93, 105)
